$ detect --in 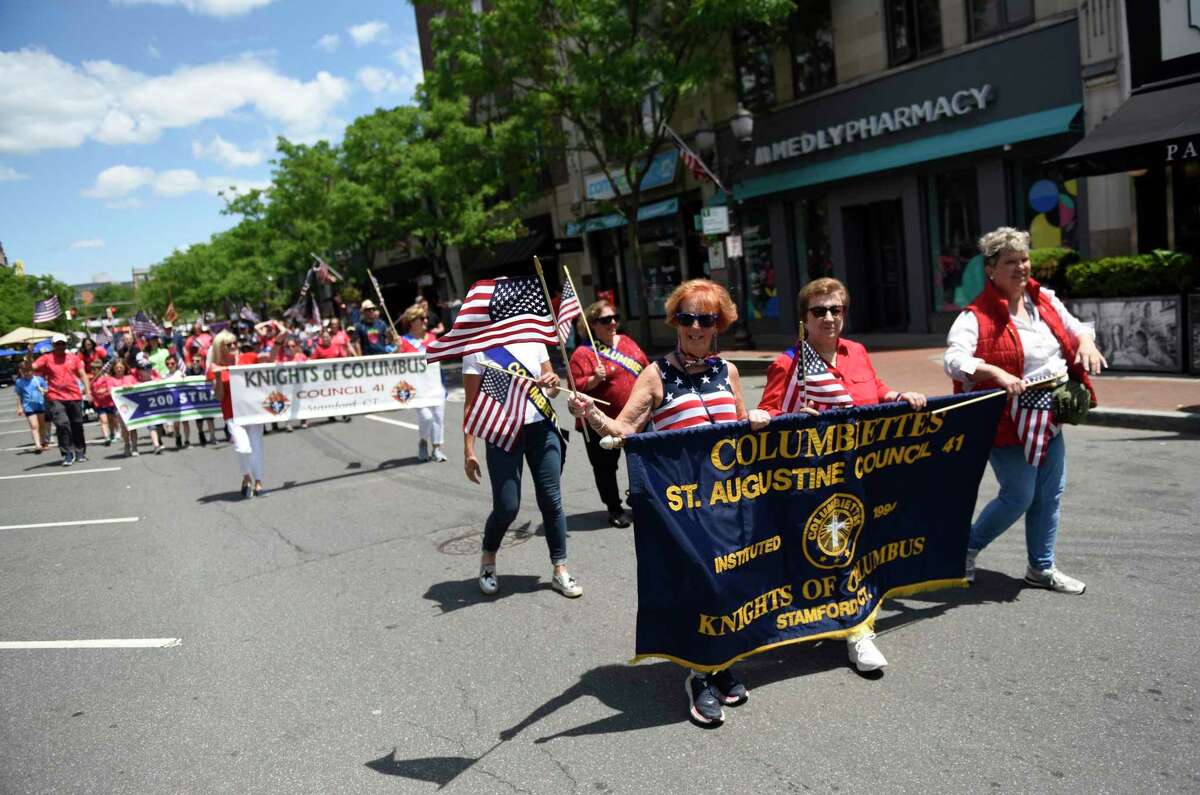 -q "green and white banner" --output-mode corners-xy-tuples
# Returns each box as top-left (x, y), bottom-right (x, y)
(112, 377), (223, 429)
